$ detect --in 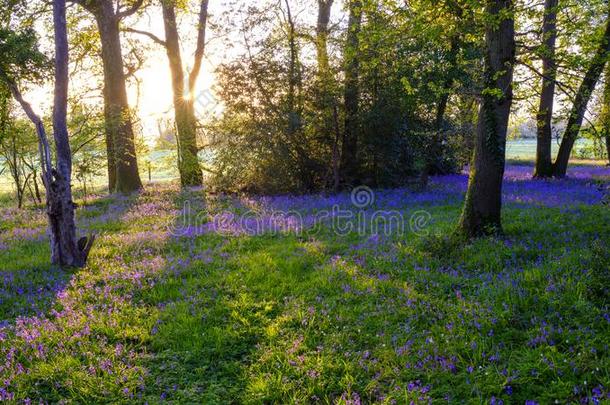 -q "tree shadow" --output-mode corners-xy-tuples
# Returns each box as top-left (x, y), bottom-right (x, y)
(0, 189), (143, 324)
